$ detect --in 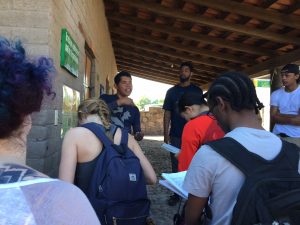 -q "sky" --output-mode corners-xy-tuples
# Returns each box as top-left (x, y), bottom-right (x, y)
(130, 76), (172, 102)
